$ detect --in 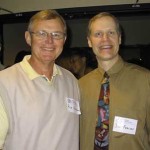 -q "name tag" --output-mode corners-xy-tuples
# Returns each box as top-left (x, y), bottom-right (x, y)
(113, 116), (138, 135)
(66, 98), (81, 115)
